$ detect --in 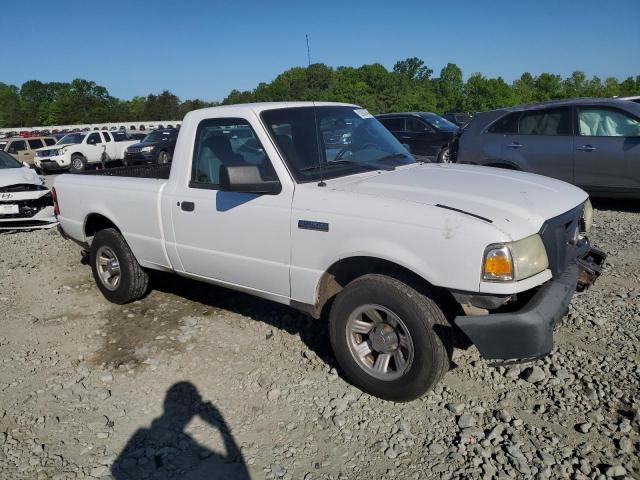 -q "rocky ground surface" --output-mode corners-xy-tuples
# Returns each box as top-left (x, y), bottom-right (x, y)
(0, 199), (638, 480)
